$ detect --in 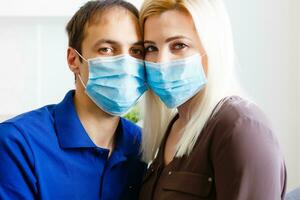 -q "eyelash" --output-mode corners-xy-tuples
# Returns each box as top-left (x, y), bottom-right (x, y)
(171, 43), (188, 51)
(98, 47), (113, 54)
(131, 48), (144, 56)
(145, 42), (189, 54)
(145, 46), (158, 53)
